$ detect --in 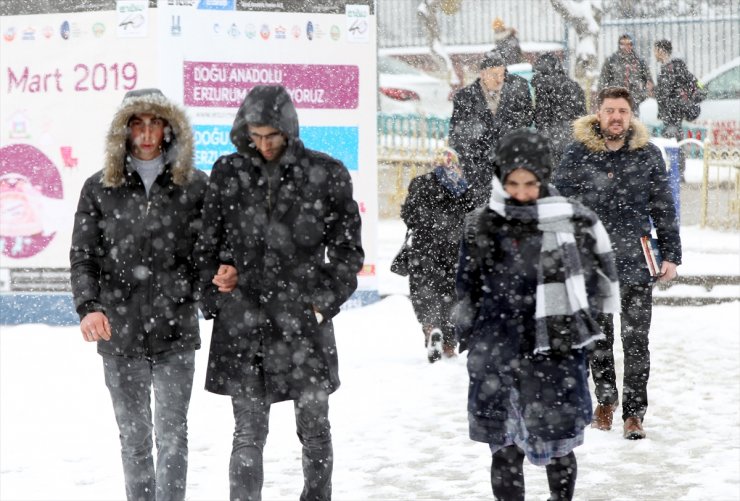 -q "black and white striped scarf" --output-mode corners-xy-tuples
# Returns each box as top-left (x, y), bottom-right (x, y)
(488, 177), (621, 354)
